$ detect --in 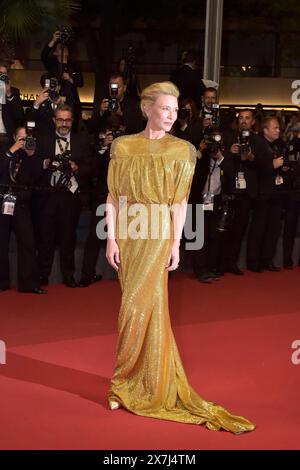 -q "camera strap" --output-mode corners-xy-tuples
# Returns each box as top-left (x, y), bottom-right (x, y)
(56, 137), (69, 154)
(9, 159), (21, 184)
